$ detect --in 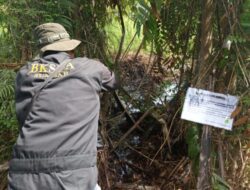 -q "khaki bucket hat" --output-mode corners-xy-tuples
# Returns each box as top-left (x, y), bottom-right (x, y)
(34, 23), (81, 53)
